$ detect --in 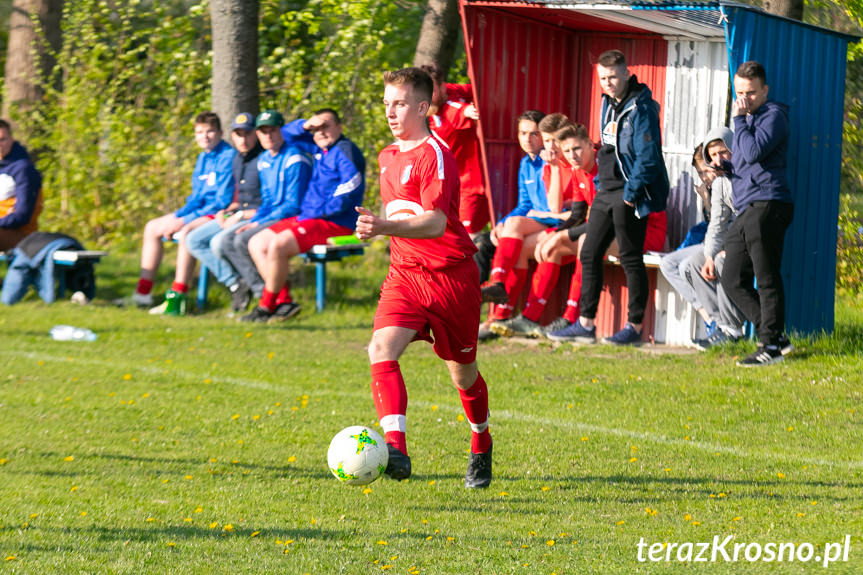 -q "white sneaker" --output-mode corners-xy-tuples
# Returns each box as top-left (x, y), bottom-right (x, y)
(133, 291), (154, 307)
(114, 291), (154, 308)
(148, 301), (168, 315)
